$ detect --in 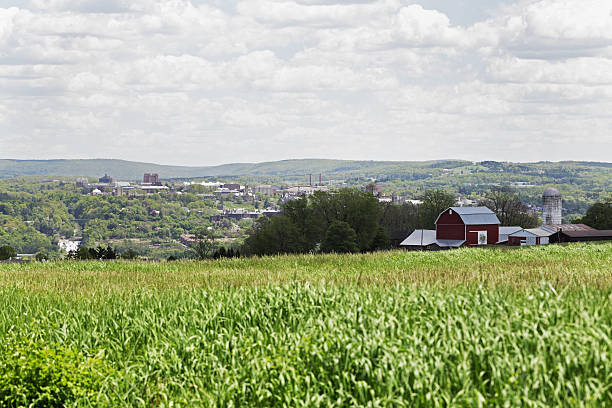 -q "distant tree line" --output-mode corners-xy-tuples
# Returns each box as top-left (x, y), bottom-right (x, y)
(7, 187), (605, 262)
(242, 187), (545, 257)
